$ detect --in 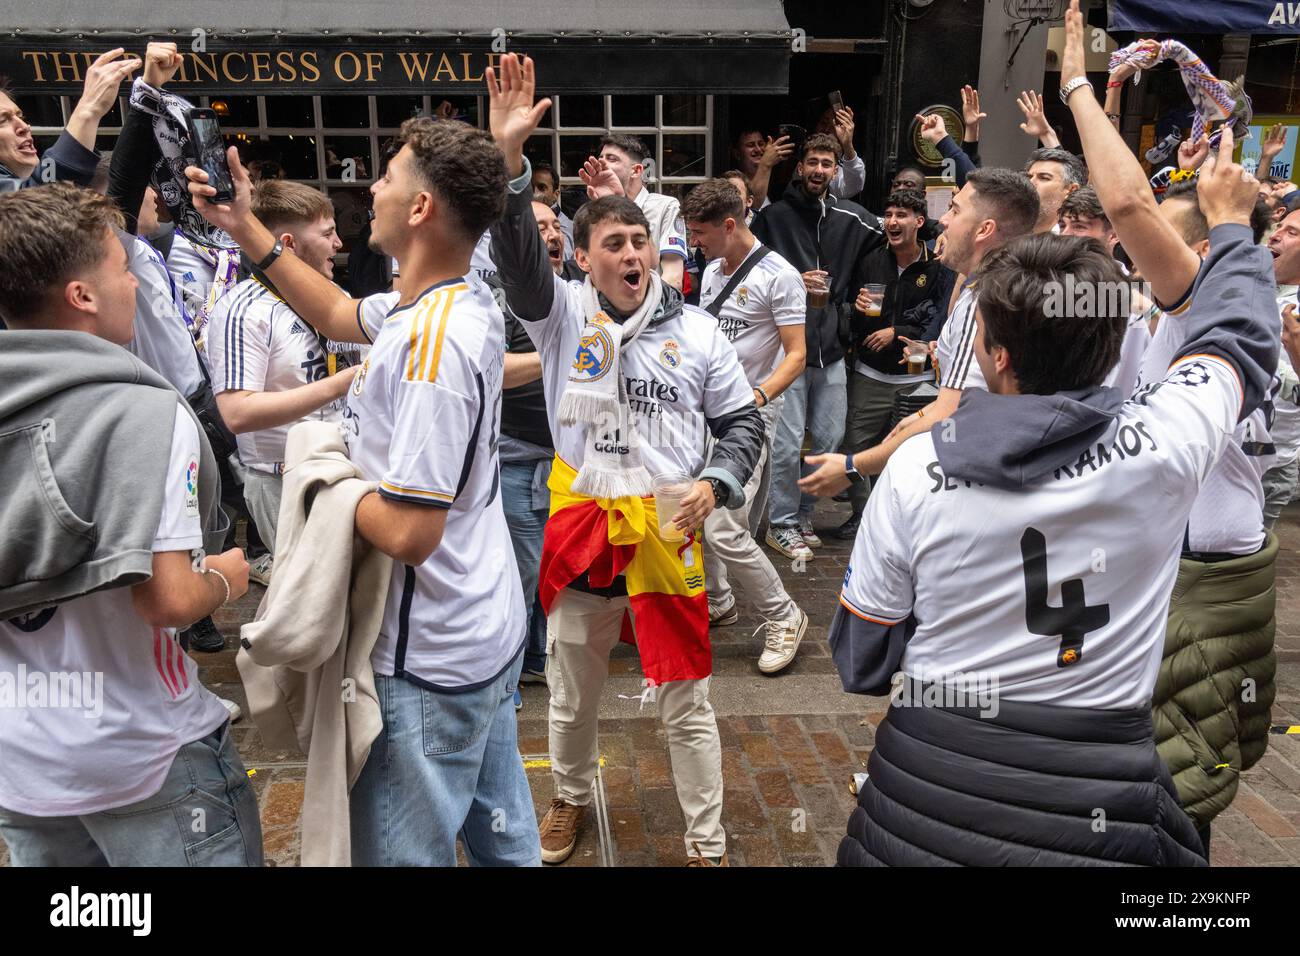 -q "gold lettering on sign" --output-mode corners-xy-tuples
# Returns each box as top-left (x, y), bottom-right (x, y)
(50, 51), (83, 84)
(461, 52), (488, 82)
(364, 52), (383, 82)
(334, 51), (362, 83)
(275, 51), (298, 82)
(300, 51), (322, 82)
(397, 52), (433, 81)
(187, 53), (220, 83)
(222, 52), (249, 83)
(250, 52), (274, 83)
(20, 51), (48, 82)
(432, 53), (458, 82)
